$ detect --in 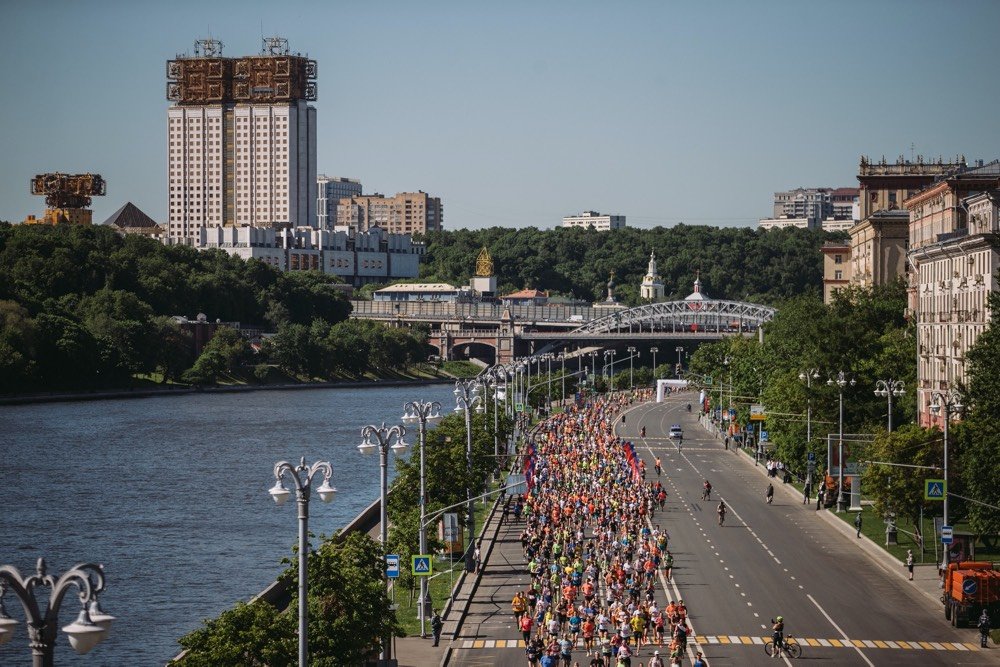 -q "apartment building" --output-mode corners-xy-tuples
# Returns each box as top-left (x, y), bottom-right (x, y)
(337, 191), (443, 235)
(317, 175), (361, 229)
(562, 211), (626, 231)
